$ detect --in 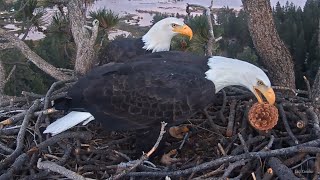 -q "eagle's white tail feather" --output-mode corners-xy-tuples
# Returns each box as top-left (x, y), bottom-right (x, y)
(82, 116), (95, 125)
(43, 111), (95, 136)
